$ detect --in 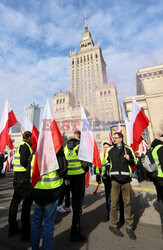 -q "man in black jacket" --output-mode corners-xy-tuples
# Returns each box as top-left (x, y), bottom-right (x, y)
(151, 135), (163, 239)
(8, 131), (33, 241)
(64, 130), (90, 242)
(105, 132), (137, 240)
